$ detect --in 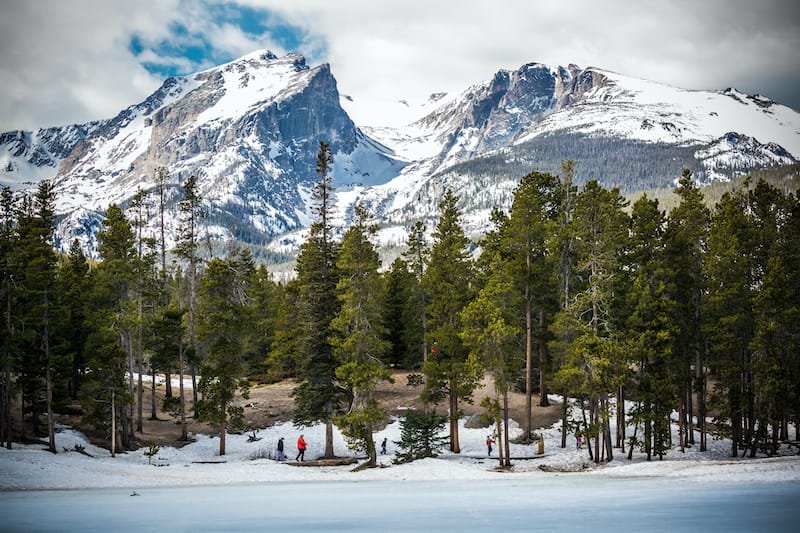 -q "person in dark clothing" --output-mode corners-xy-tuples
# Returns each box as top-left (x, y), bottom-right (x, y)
(276, 437), (285, 461)
(380, 437), (387, 455)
